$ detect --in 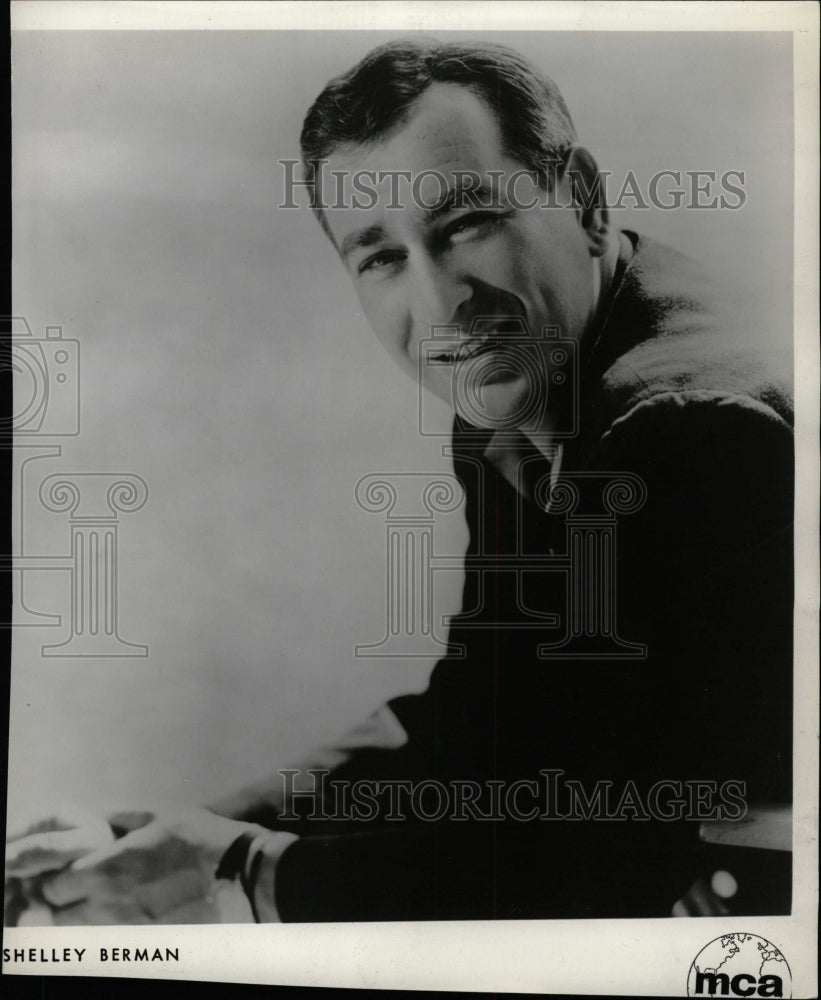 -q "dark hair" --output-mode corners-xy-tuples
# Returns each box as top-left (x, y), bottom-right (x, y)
(300, 39), (577, 227)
